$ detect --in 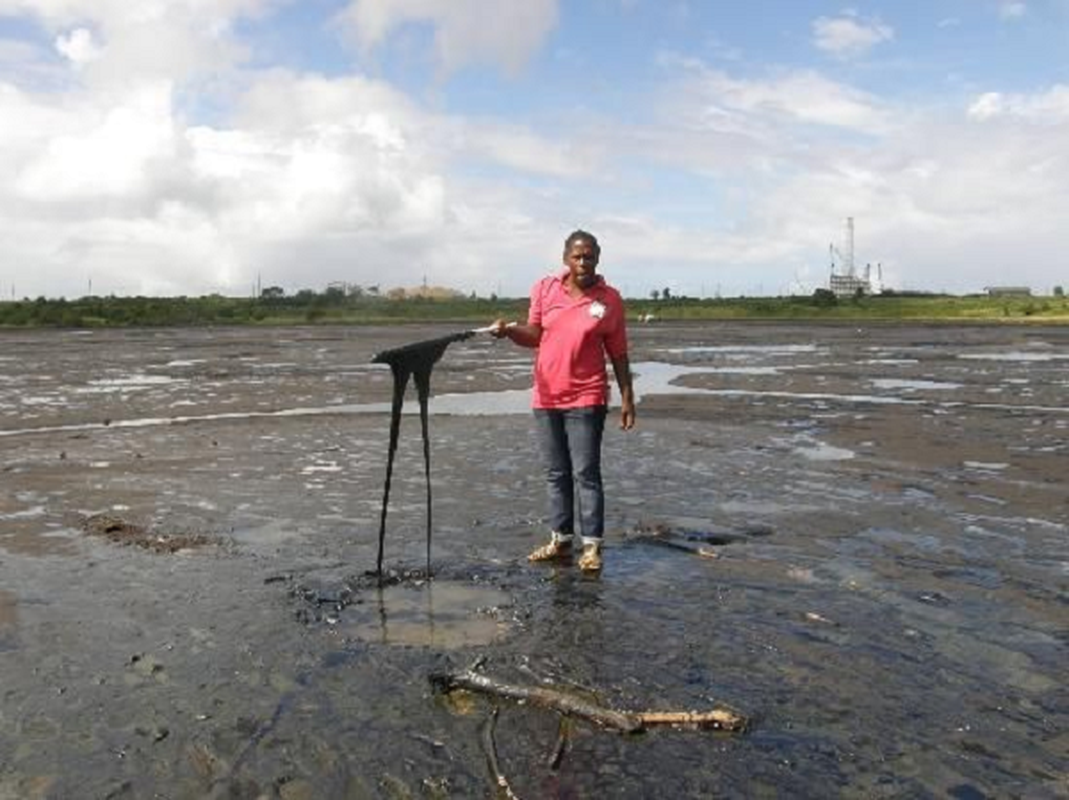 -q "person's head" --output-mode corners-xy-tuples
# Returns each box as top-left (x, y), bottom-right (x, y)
(562, 229), (601, 289)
